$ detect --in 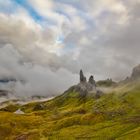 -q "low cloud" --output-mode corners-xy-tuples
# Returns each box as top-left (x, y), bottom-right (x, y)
(0, 45), (78, 97)
(0, 0), (140, 97)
